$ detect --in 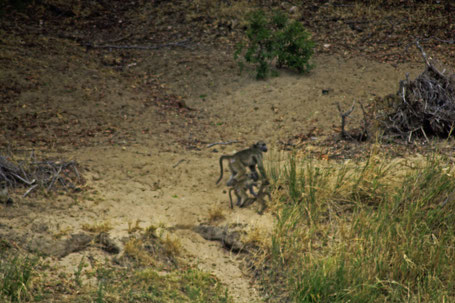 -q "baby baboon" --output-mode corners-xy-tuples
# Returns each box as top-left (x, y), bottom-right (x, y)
(216, 141), (267, 187)
(230, 178), (272, 214)
(228, 172), (257, 209)
(248, 180), (271, 215)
